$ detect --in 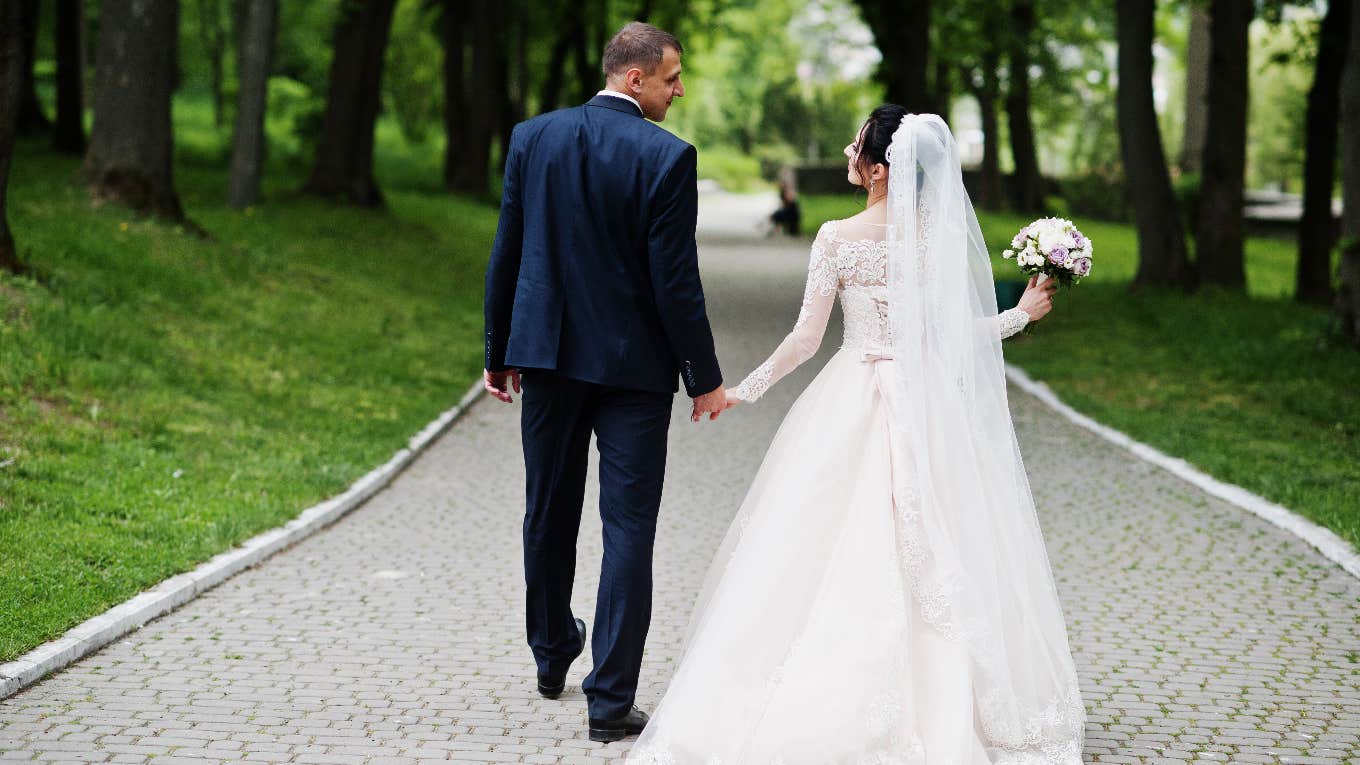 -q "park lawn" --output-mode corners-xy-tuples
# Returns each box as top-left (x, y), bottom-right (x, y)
(801, 193), (1359, 552)
(0, 136), (497, 661)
